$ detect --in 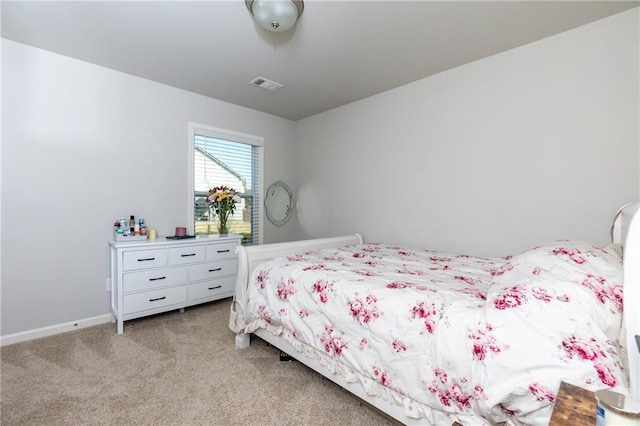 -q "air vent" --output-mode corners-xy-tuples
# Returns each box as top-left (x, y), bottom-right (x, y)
(249, 76), (283, 93)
